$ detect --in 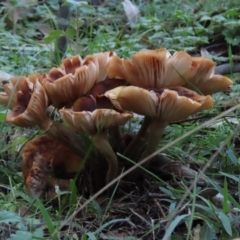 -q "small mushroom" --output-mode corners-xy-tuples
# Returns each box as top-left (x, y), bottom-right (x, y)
(60, 106), (133, 187)
(104, 86), (213, 165)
